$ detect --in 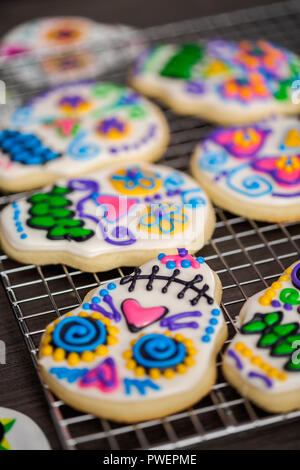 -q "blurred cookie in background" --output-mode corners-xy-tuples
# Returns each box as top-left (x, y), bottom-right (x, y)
(0, 17), (144, 87)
